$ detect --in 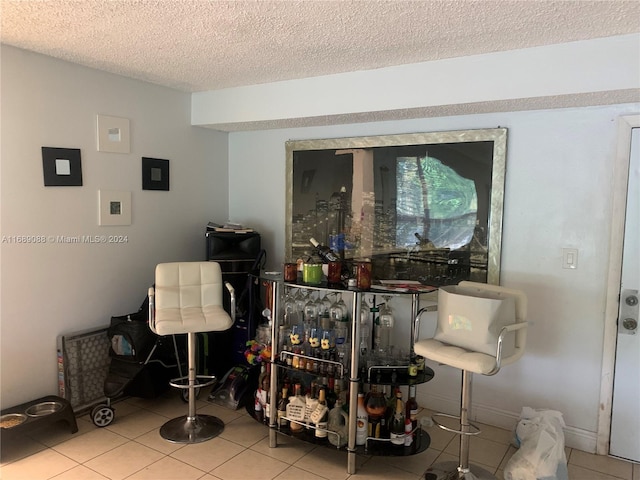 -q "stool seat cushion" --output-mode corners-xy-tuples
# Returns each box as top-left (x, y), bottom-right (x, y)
(153, 262), (233, 335)
(155, 305), (232, 335)
(414, 339), (498, 375)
